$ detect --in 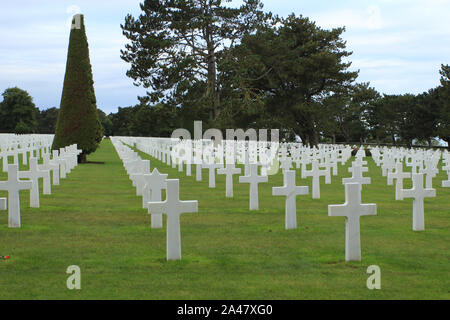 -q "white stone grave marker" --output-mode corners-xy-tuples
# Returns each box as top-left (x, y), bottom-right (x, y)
(18, 158), (50, 207)
(420, 161), (438, 189)
(399, 173), (436, 231)
(343, 164), (371, 190)
(304, 160), (327, 199)
(40, 153), (60, 186)
(147, 179), (198, 261)
(272, 170), (308, 229)
(204, 162), (223, 188)
(0, 198), (6, 211)
(143, 168), (168, 228)
(388, 162), (410, 200)
(328, 183), (377, 261)
(239, 164), (268, 210)
(217, 163), (241, 198)
(0, 165), (32, 228)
